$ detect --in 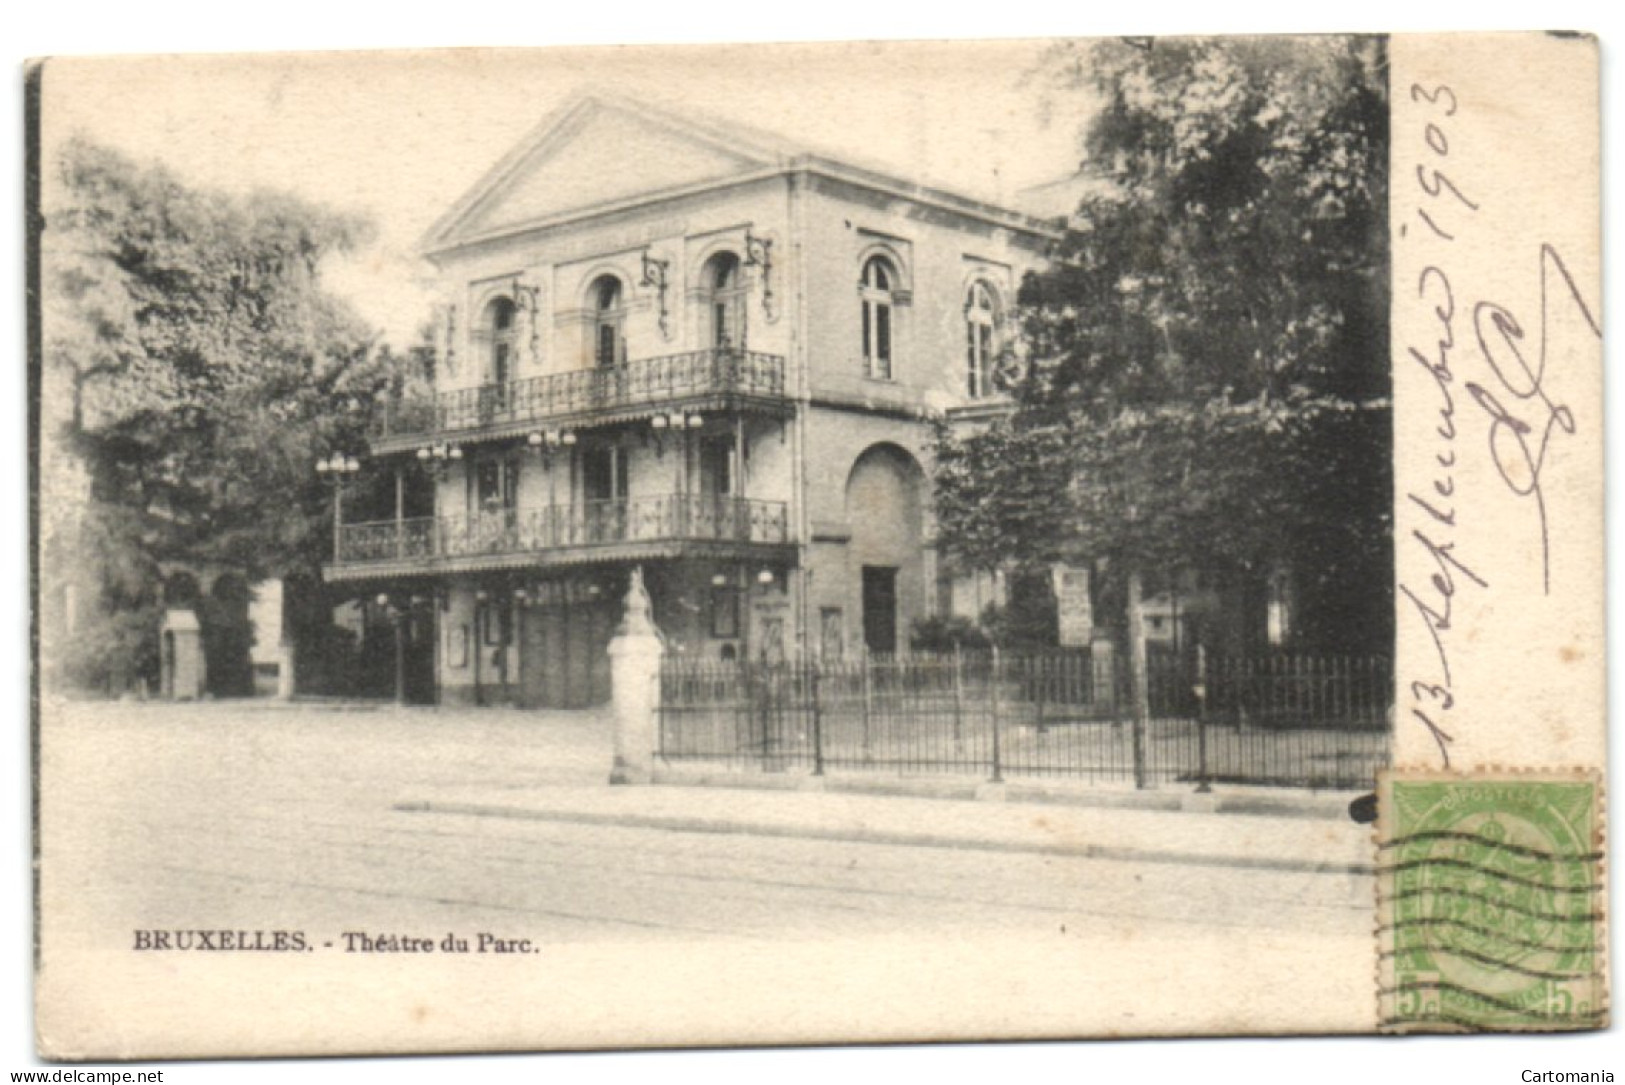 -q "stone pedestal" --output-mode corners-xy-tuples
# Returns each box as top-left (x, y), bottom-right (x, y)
(160, 609), (207, 701)
(608, 567), (663, 785)
(277, 643), (296, 700)
(1091, 635), (1116, 710)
